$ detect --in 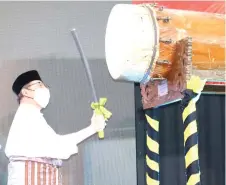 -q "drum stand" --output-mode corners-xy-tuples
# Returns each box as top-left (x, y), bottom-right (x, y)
(142, 37), (203, 185)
